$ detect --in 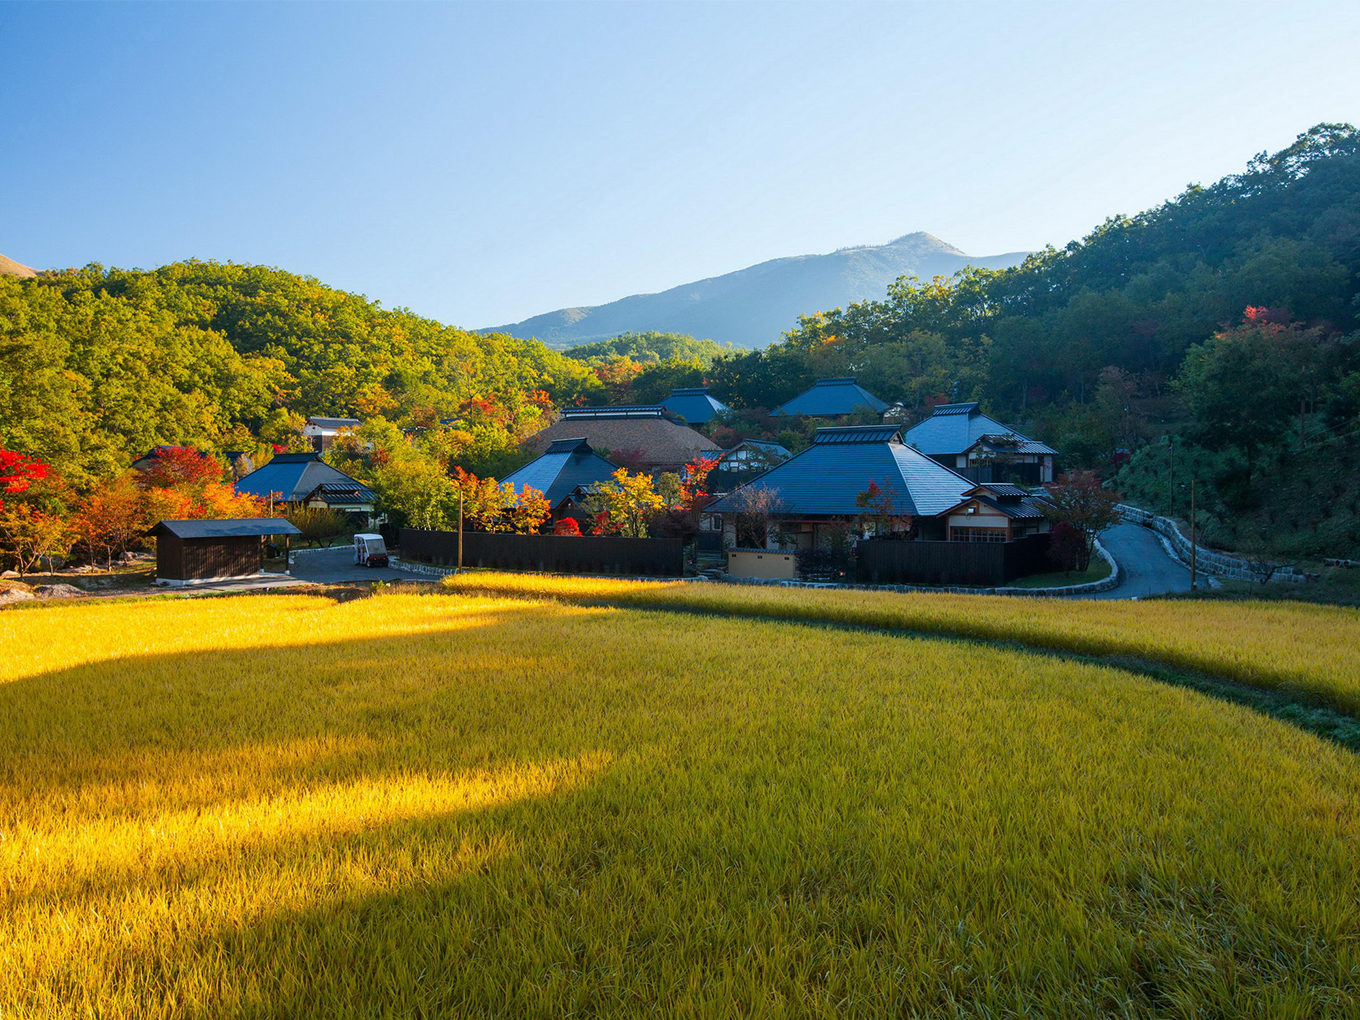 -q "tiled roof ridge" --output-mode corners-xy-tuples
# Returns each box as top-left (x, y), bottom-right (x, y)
(544, 437), (593, 454)
(813, 424), (904, 444)
(929, 402), (979, 416)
